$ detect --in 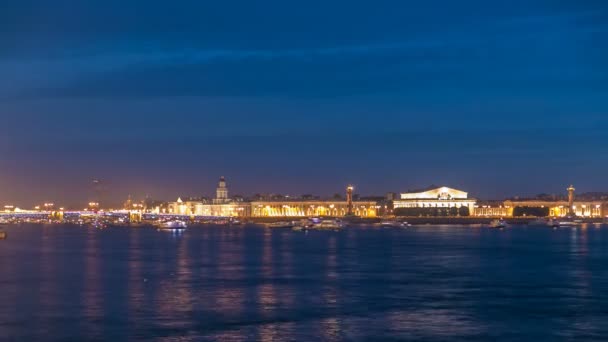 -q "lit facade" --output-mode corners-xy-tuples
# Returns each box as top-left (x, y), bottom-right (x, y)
(393, 186), (477, 212)
(166, 198), (250, 217)
(473, 205), (512, 217)
(250, 201), (377, 217)
(166, 177), (250, 217)
(503, 200), (605, 218)
(503, 185), (606, 218)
